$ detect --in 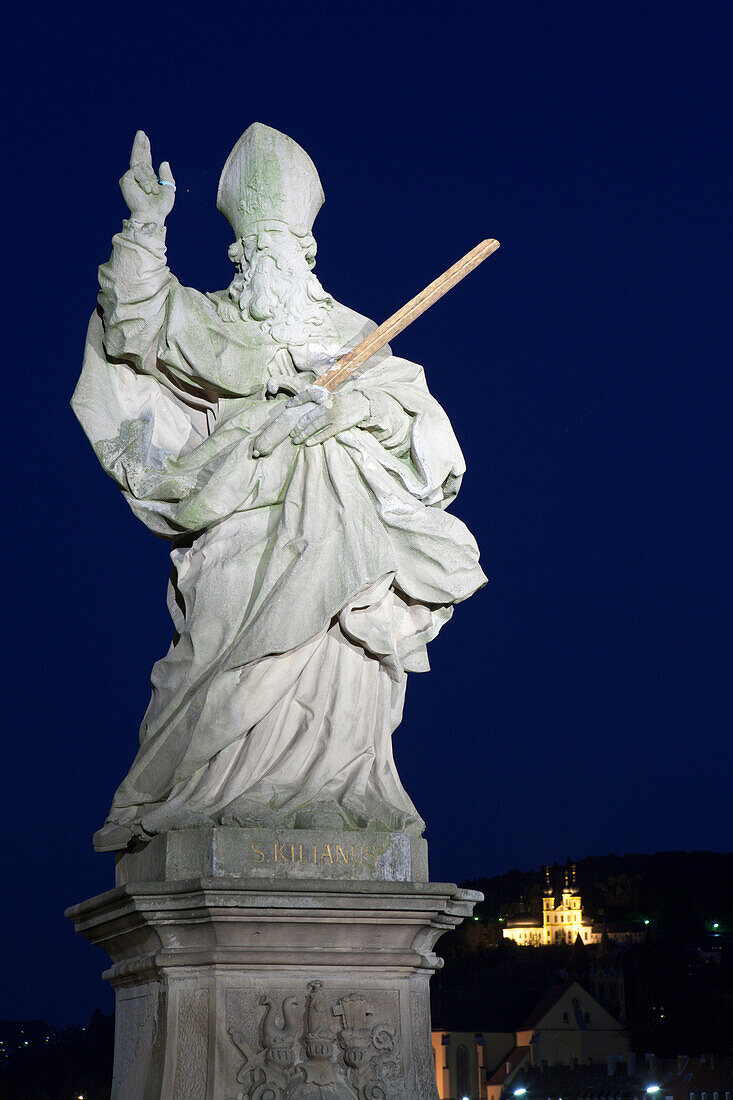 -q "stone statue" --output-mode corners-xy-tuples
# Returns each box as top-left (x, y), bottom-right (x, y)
(72, 123), (486, 852)
(68, 123), (490, 1100)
